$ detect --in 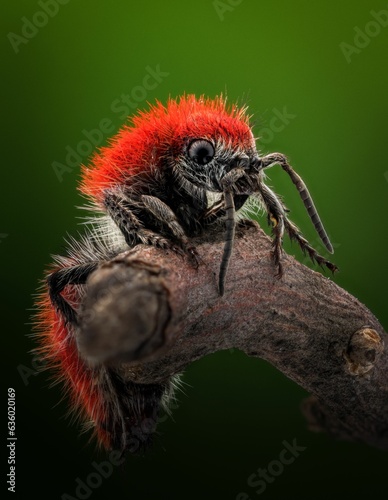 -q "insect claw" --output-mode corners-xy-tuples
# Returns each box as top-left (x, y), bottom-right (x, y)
(274, 262), (283, 279)
(170, 245), (185, 256)
(326, 261), (339, 274)
(186, 245), (201, 268)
